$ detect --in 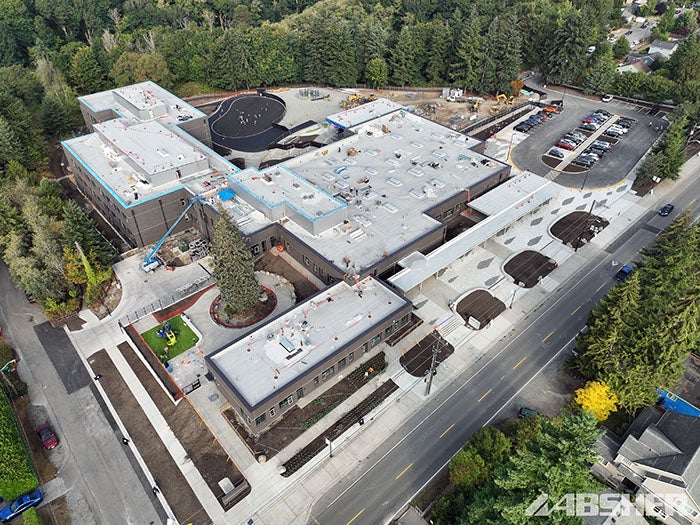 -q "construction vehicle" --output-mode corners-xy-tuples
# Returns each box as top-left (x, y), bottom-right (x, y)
(340, 93), (377, 110)
(142, 195), (204, 271)
(470, 99), (480, 112)
(507, 96), (515, 105)
(496, 93), (508, 105)
(489, 106), (501, 115)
